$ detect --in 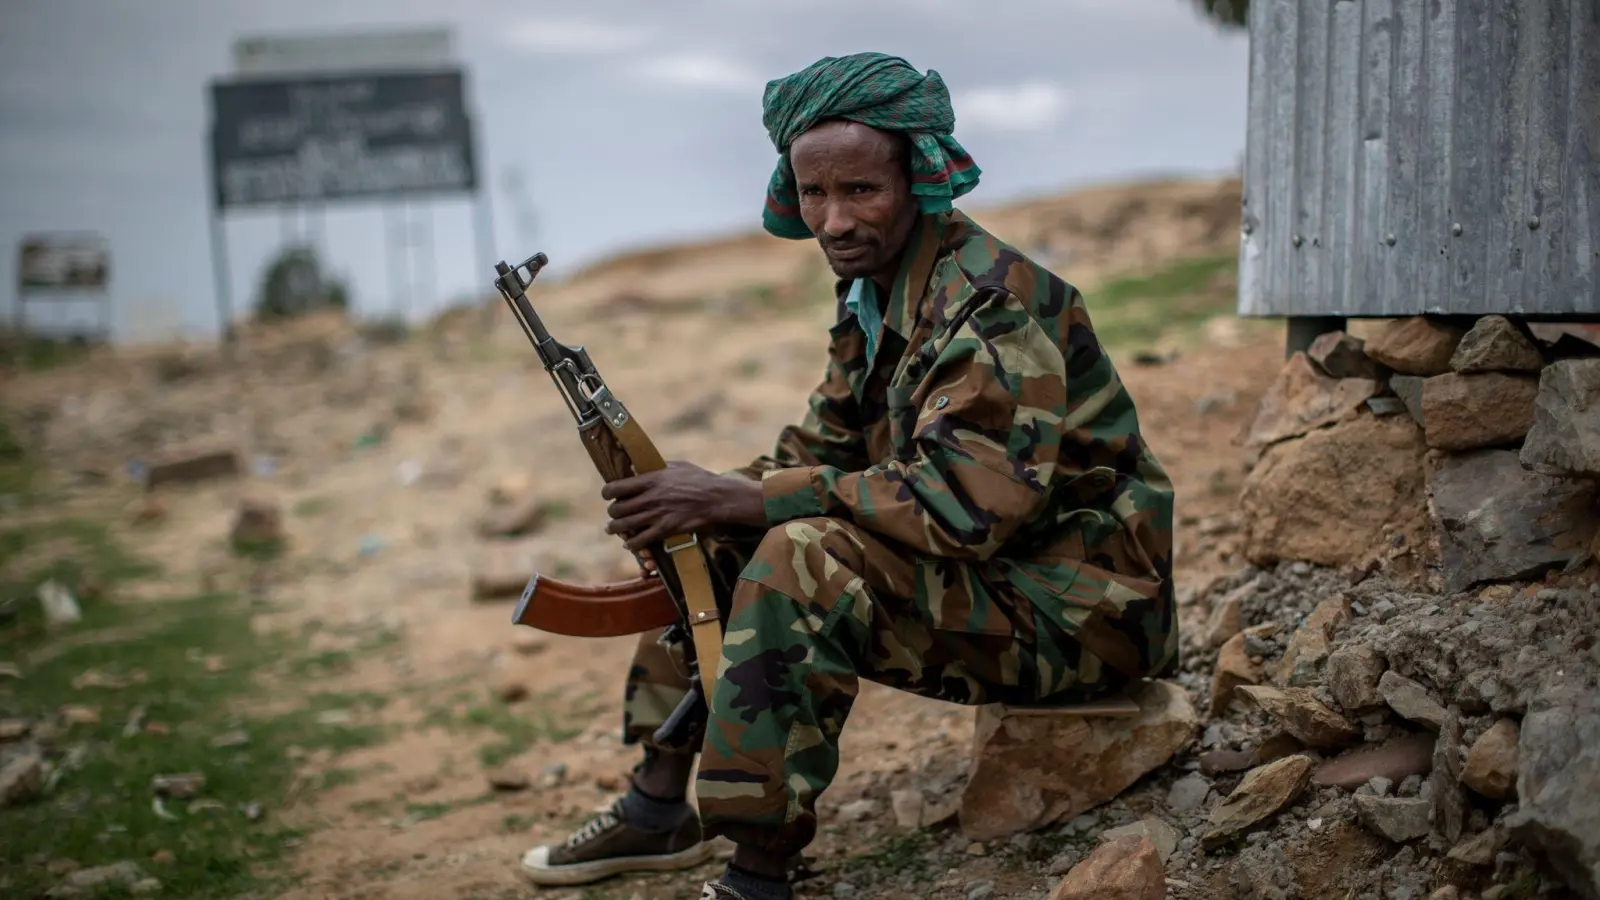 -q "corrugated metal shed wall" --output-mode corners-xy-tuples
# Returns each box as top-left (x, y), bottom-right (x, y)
(1237, 0), (1600, 318)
